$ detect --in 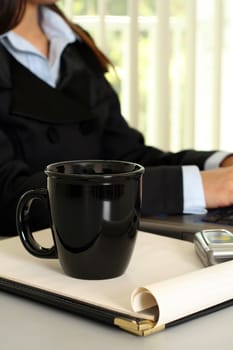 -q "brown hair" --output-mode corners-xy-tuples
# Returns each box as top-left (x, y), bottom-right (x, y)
(0, 0), (111, 72)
